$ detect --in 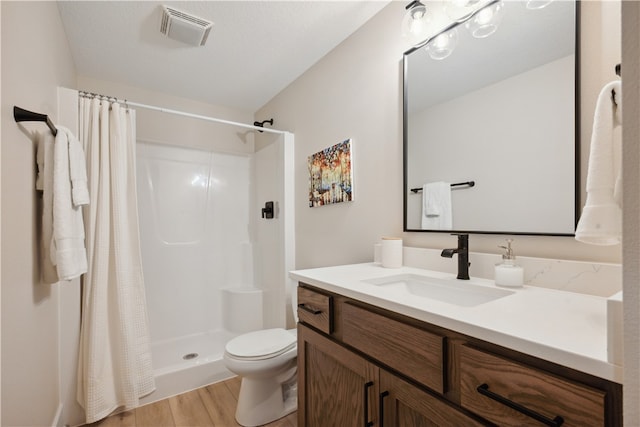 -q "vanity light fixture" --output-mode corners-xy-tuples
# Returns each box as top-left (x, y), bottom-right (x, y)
(401, 1), (431, 43)
(406, 0), (505, 60)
